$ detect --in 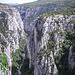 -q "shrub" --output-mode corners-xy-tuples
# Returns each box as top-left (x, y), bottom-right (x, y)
(12, 39), (26, 74)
